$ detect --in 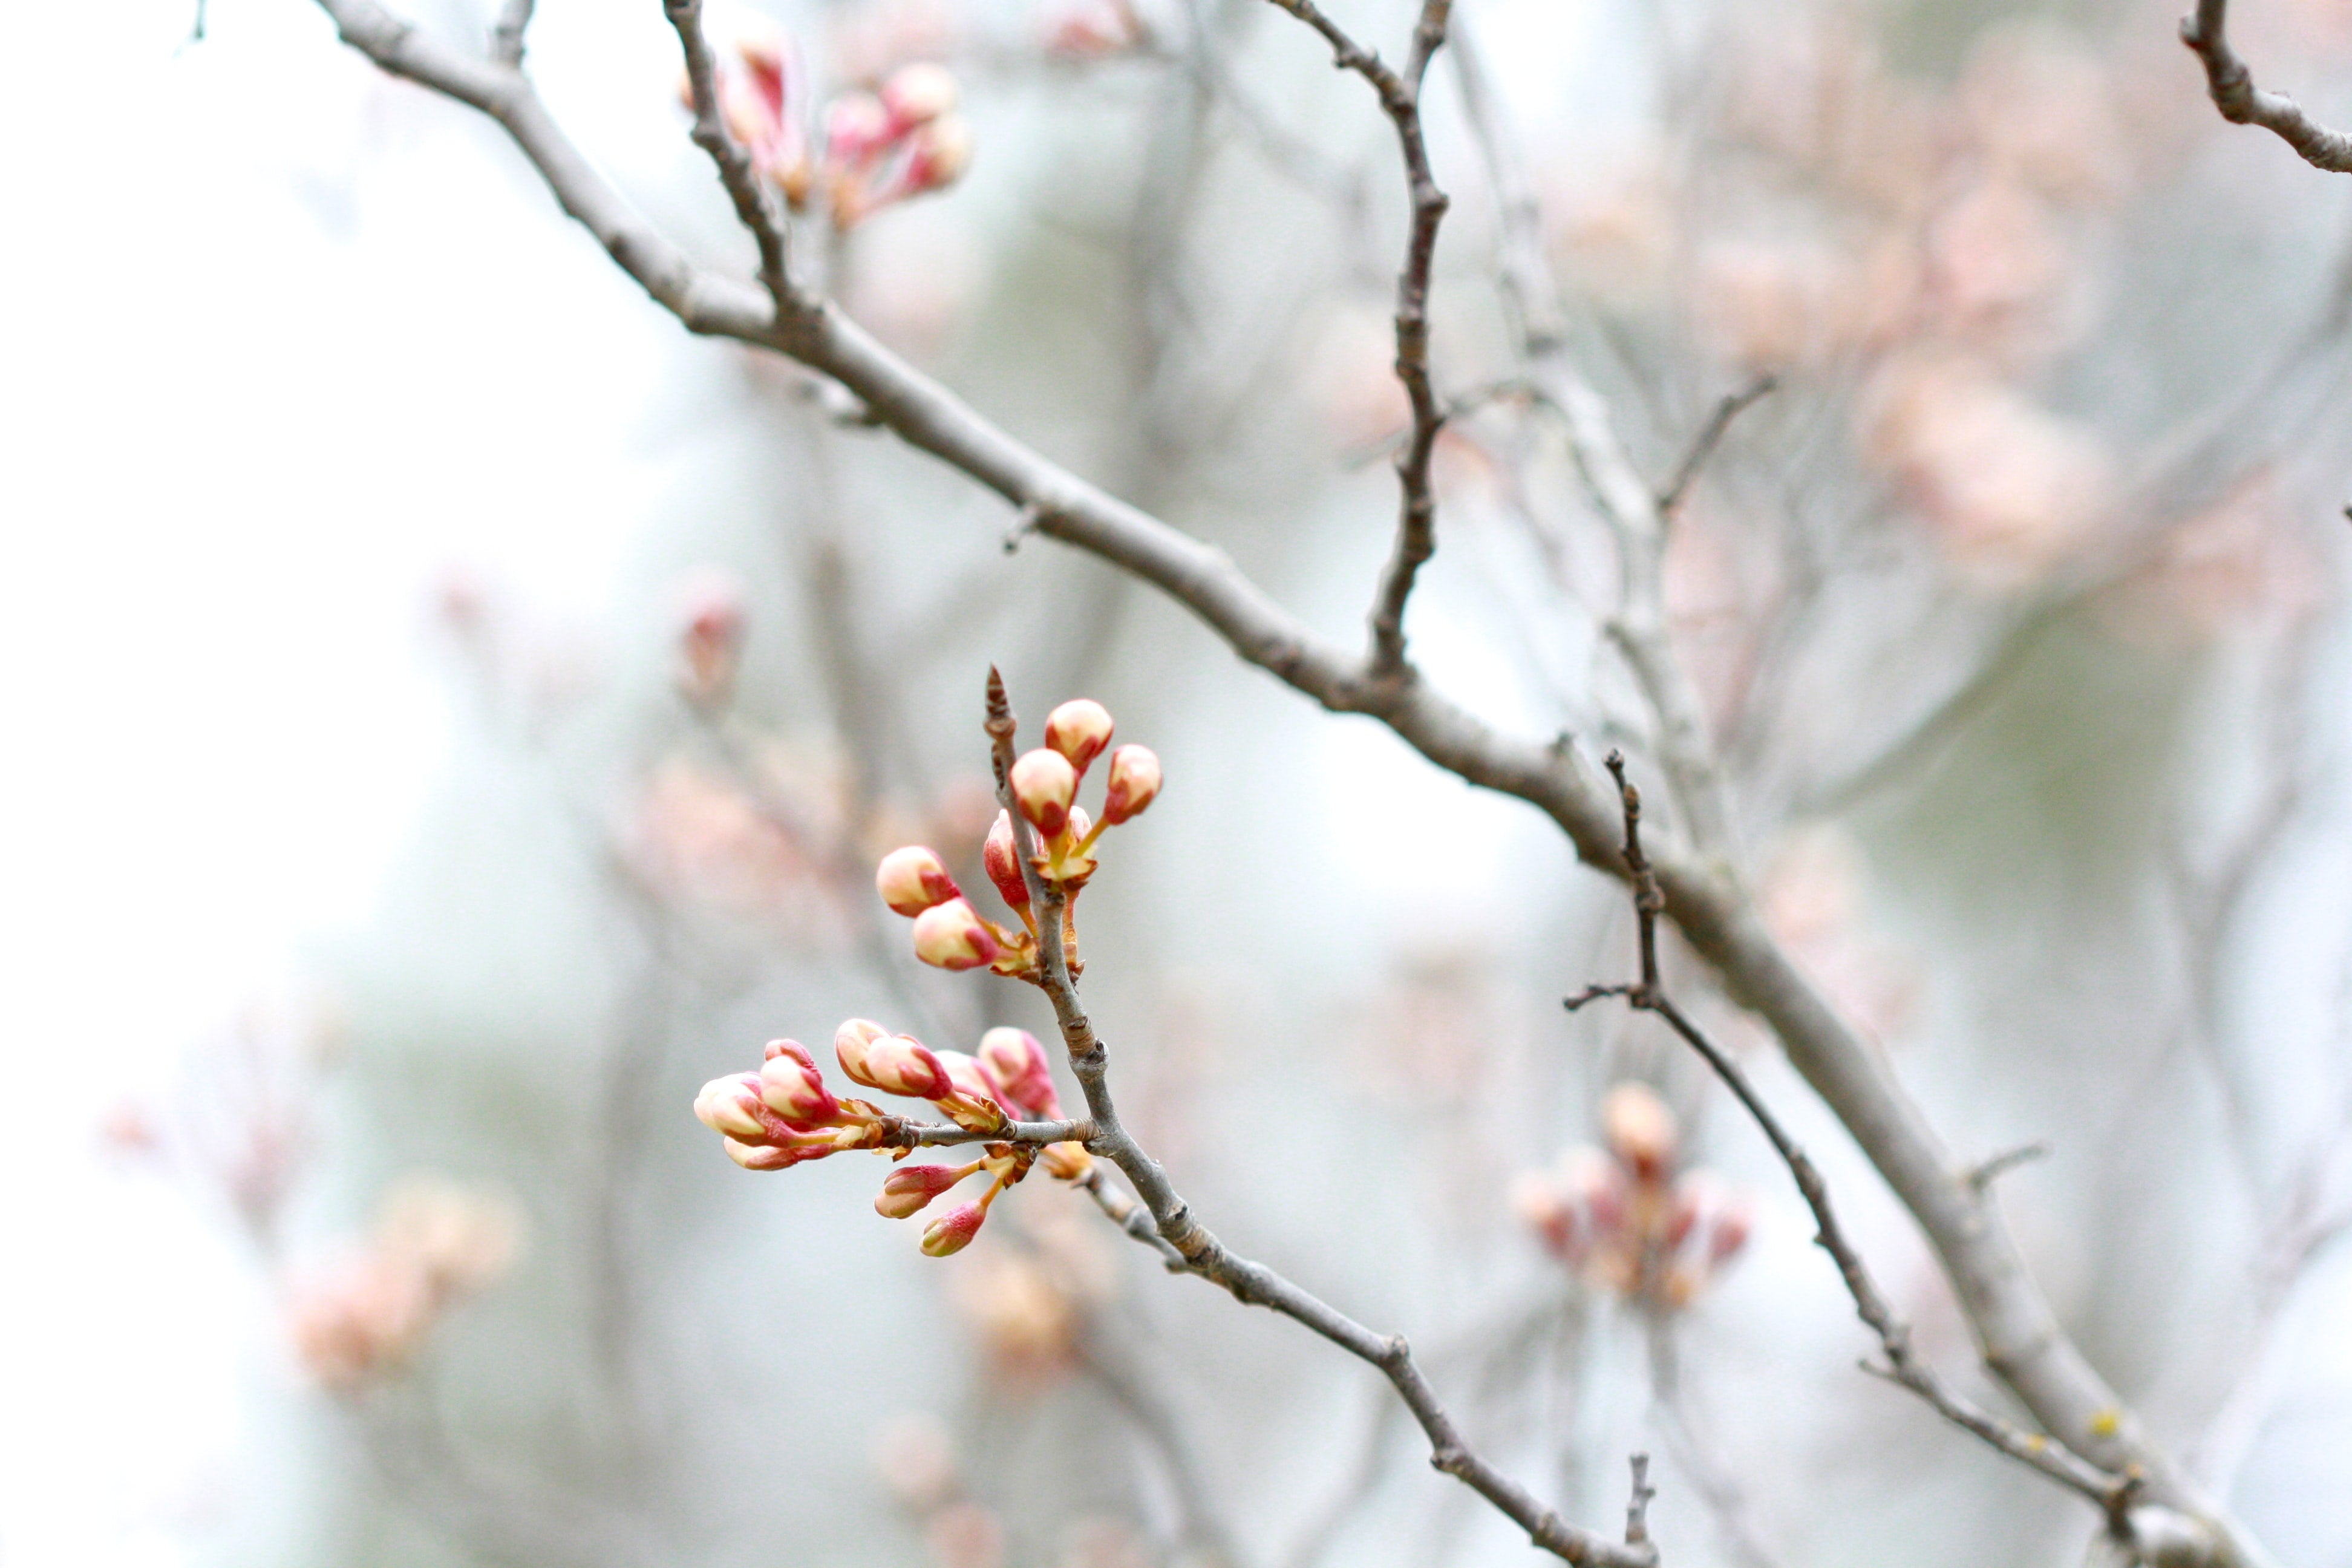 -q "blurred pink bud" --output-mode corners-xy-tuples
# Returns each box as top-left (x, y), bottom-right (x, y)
(1707, 1197), (1754, 1266)
(1044, 699), (1115, 774)
(877, 1163), (973, 1218)
(877, 844), (961, 916)
(835, 1018), (890, 1086)
(976, 1027), (1058, 1117)
(865, 1034), (955, 1100)
(904, 114), (974, 194)
(1563, 1146), (1627, 1237)
(921, 1200), (987, 1256)
(759, 1044), (841, 1126)
(1064, 805), (1093, 845)
(1010, 749), (1076, 838)
(693, 1074), (768, 1140)
(825, 91), (892, 168)
(1512, 1173), (1580, 1262)
(1603, 1082), (1678, 1184)
(1100, 745), (1161, 824)
(982, 809), (1031, 909)
(1665, 1185), (1702, 1250)
(911, 898), (1002, 970)
(675, 569), (746, 704)
(881, 62), (959, 128)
